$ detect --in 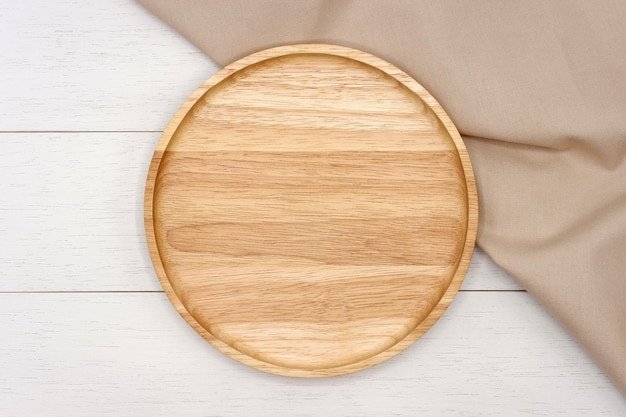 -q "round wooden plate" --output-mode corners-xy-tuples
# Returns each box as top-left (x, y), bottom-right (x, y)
(145, 44), (478, 377)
